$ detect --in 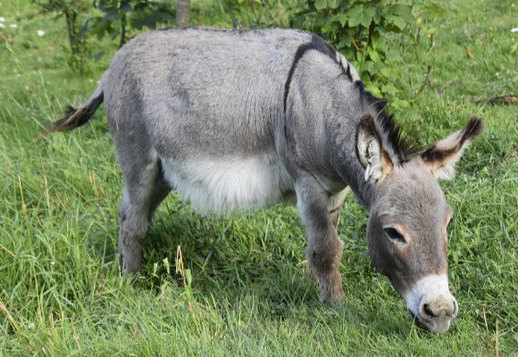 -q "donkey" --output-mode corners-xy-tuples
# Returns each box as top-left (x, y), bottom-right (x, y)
(46, 28), (483, 333)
